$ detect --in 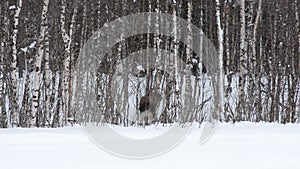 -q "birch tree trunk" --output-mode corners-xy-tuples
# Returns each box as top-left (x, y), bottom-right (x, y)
(296, 0), (300, 69)
(60, 0), (77, 125)
(253, 0), (262, 122)
(238, 0), (247, 121)
(44, 11), (51, 127)
(0, 1), (10, 127)
(11, 0), (23, 126)
(0, 1), (9, 128)
(215, 0), (225, 121)
(224, 0), (230, 74)
(67, 5), (77, 123)
(184, 0), (193, 122)
(60, 0), (67, 125)
(252, 0), (262, 66)
(171, 1), (181, 122)
(31, 0), (49, 127)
